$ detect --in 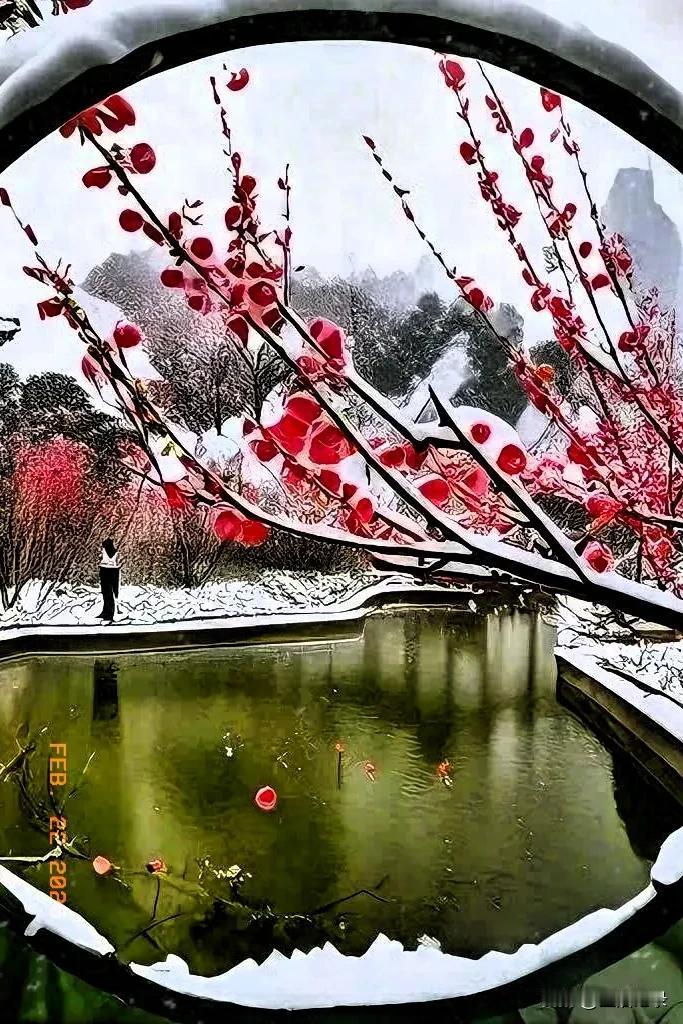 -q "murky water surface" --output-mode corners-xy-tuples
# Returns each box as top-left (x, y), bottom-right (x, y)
(0, 609), (675, 977)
